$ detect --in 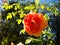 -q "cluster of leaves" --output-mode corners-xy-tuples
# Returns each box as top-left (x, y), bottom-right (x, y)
(0, 2), (26, 45)
(2, 3), (26, 24)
